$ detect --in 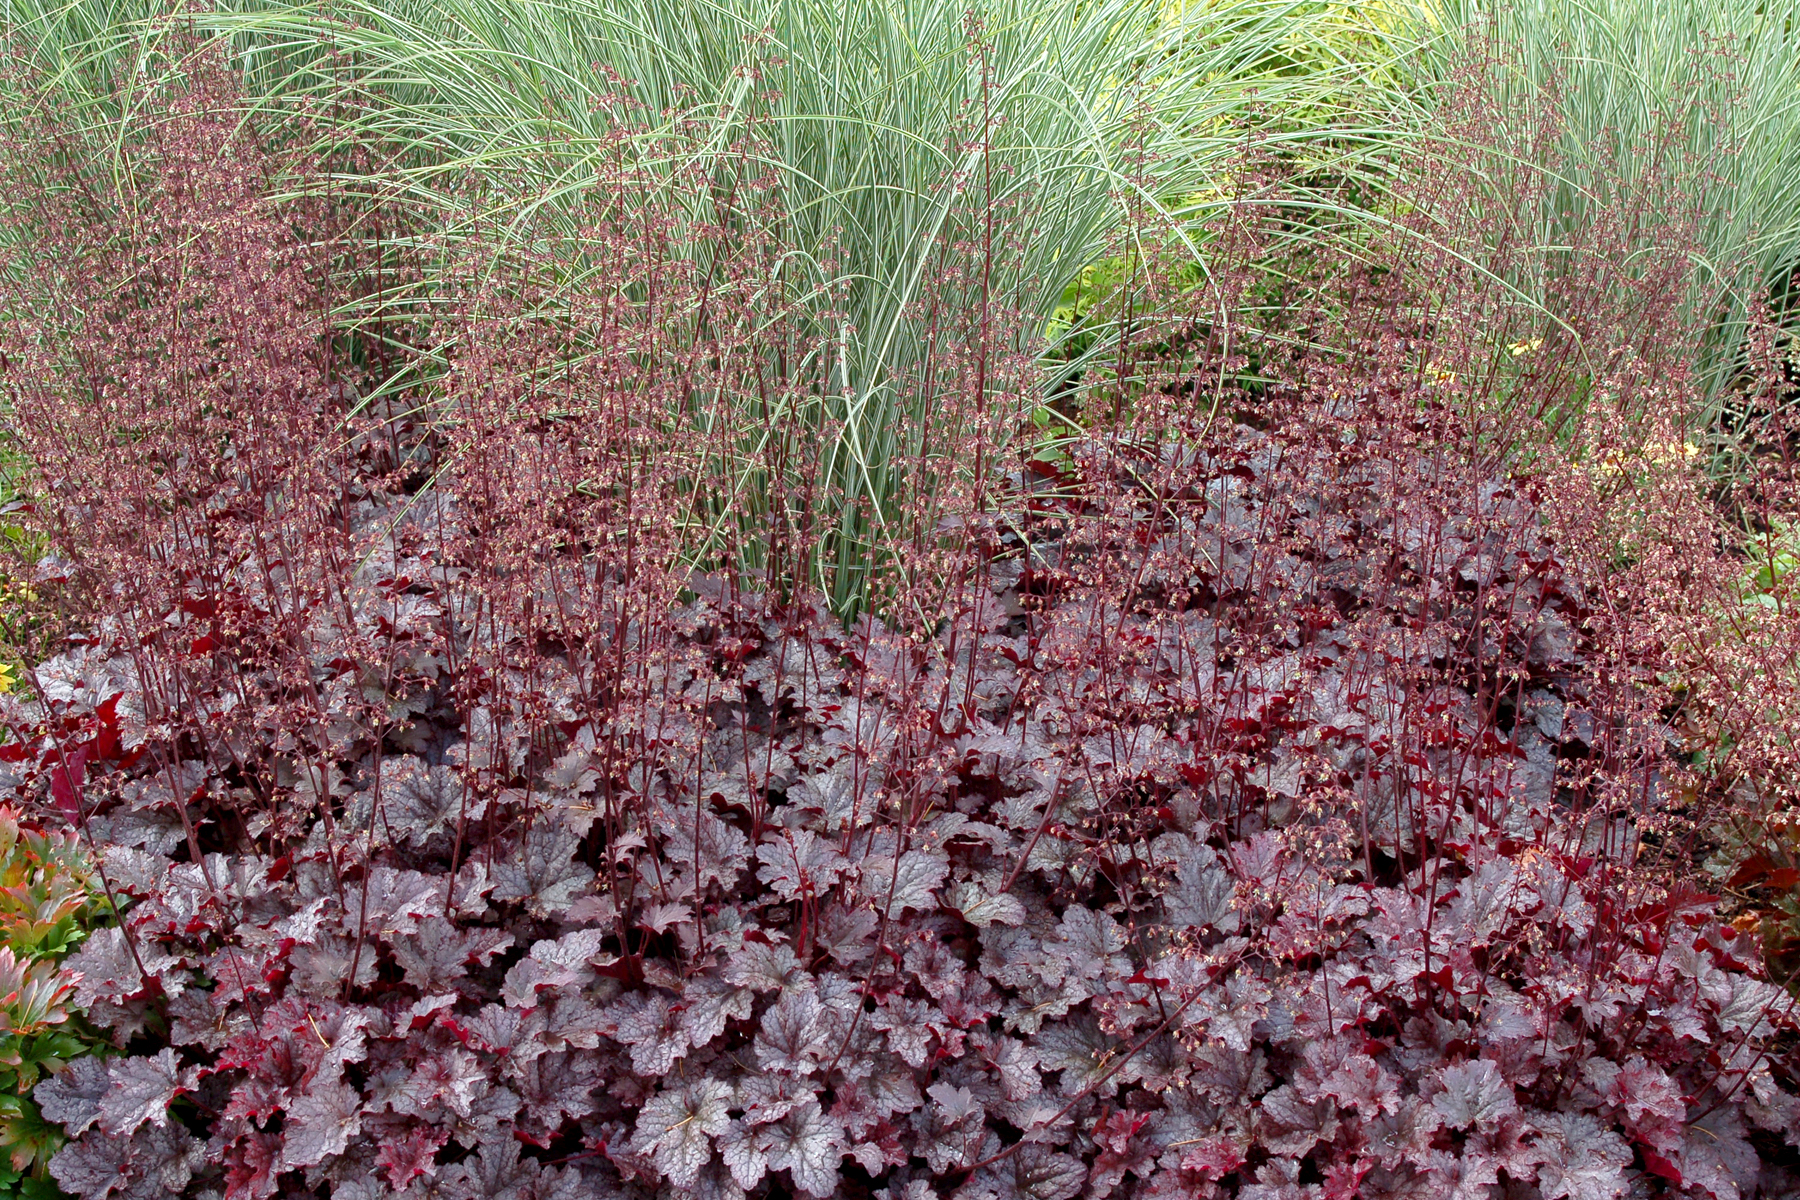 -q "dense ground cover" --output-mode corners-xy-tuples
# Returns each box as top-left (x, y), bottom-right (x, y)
(0, 3), (1799, 1199)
